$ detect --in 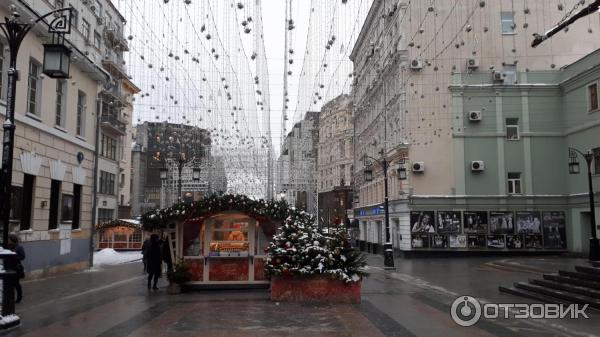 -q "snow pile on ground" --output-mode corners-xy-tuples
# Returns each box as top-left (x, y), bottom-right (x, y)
(0, 314), (20, 324)
(94, 249), (142, 266)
